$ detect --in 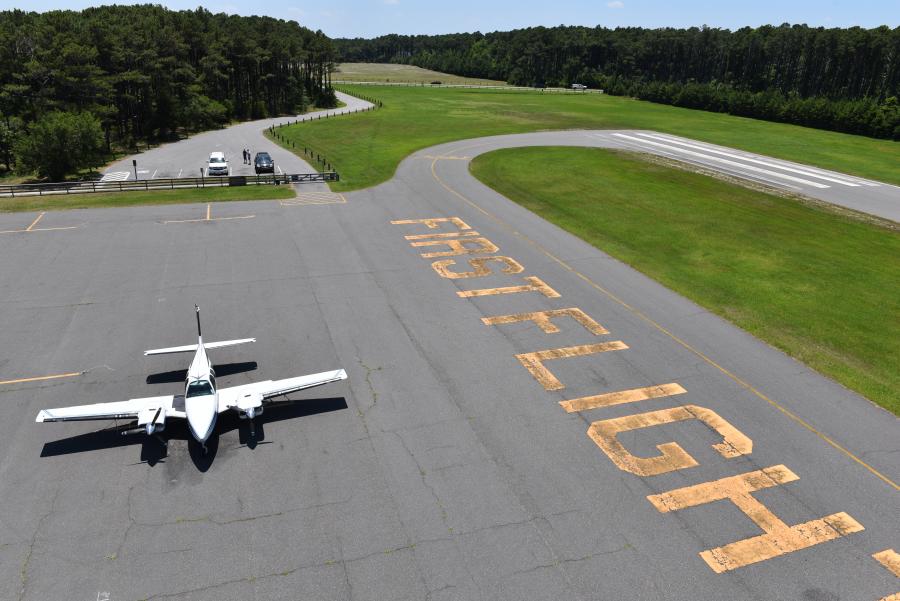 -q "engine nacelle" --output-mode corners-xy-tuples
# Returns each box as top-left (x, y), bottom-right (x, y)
(236, 392), (264, 420)
(137, 406), (166, 435)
